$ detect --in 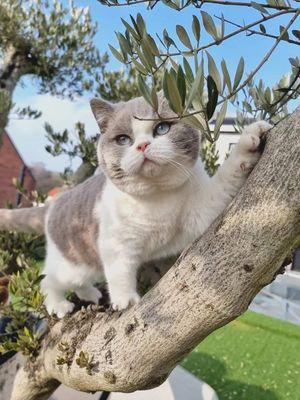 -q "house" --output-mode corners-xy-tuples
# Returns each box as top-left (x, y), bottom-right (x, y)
(212, 117), (240, 163)
(0, 131), (36, 207)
